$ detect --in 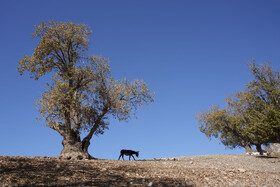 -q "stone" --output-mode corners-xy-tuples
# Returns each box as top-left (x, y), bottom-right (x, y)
(251, 152), (260, 156)
(270, 143), (280, 153)
(238, 168), (246, 173)
(148, 182), (153, 186)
